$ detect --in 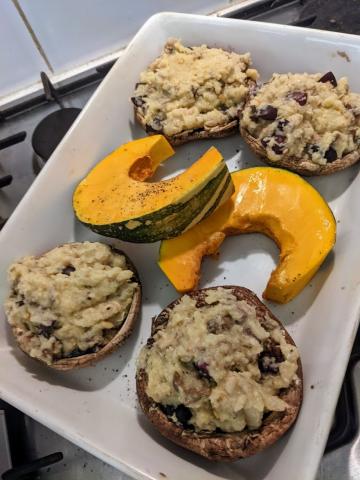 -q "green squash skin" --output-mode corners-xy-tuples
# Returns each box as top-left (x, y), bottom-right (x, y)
(78, 167), (234, 243)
